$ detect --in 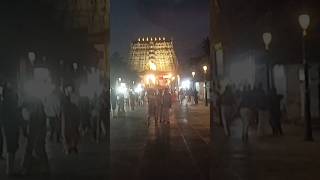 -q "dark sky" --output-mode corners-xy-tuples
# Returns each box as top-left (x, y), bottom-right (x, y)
(110, 0), (209, 62)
